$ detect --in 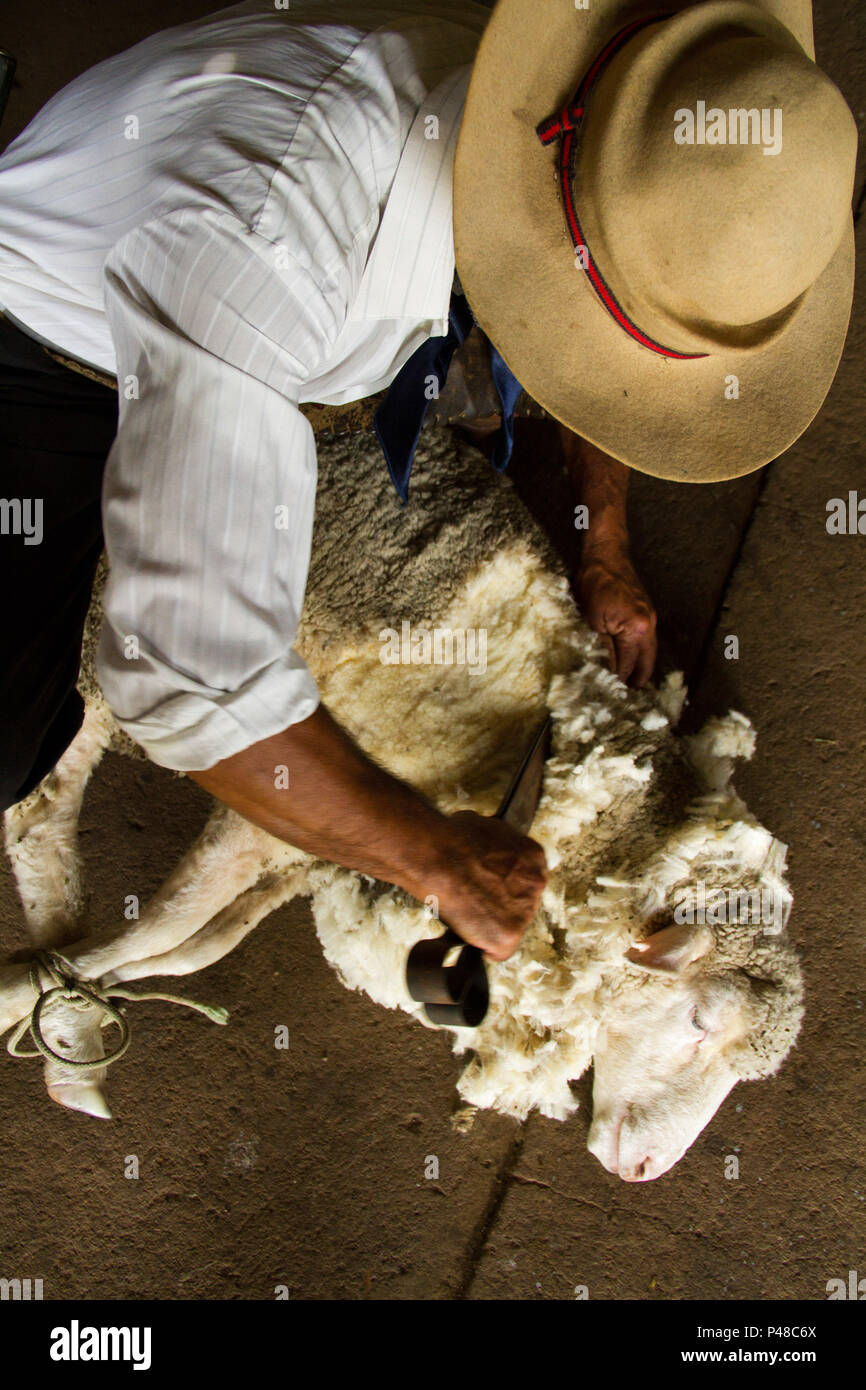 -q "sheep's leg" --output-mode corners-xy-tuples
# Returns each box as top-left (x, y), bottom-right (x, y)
(26, 856), (306, 1121)
(103, 865), (310, 983)
(2, 705), (302, 1116)
(3, 697), (117, 1118)
(0, 859), (309, 1116)
(0, 810), (302, 1029)
(24, 987), (114, 1120)
(65, 802), (303, 983)
(2, 762), (307, 1121)
(3, 696), (114, 945)
(0, 964), (45, 1038)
